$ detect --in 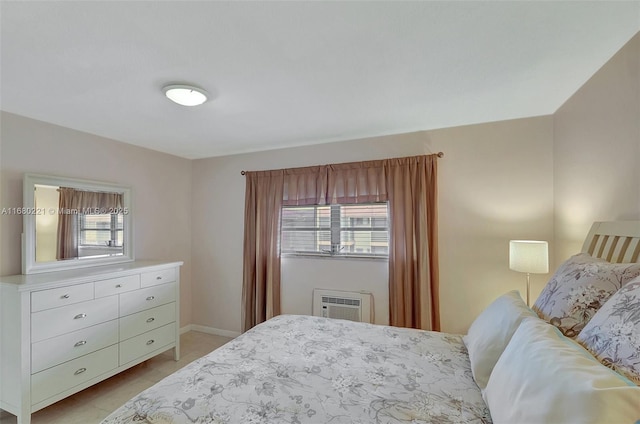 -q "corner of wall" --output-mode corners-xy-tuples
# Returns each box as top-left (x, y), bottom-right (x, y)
(552, 32), (640, 265)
